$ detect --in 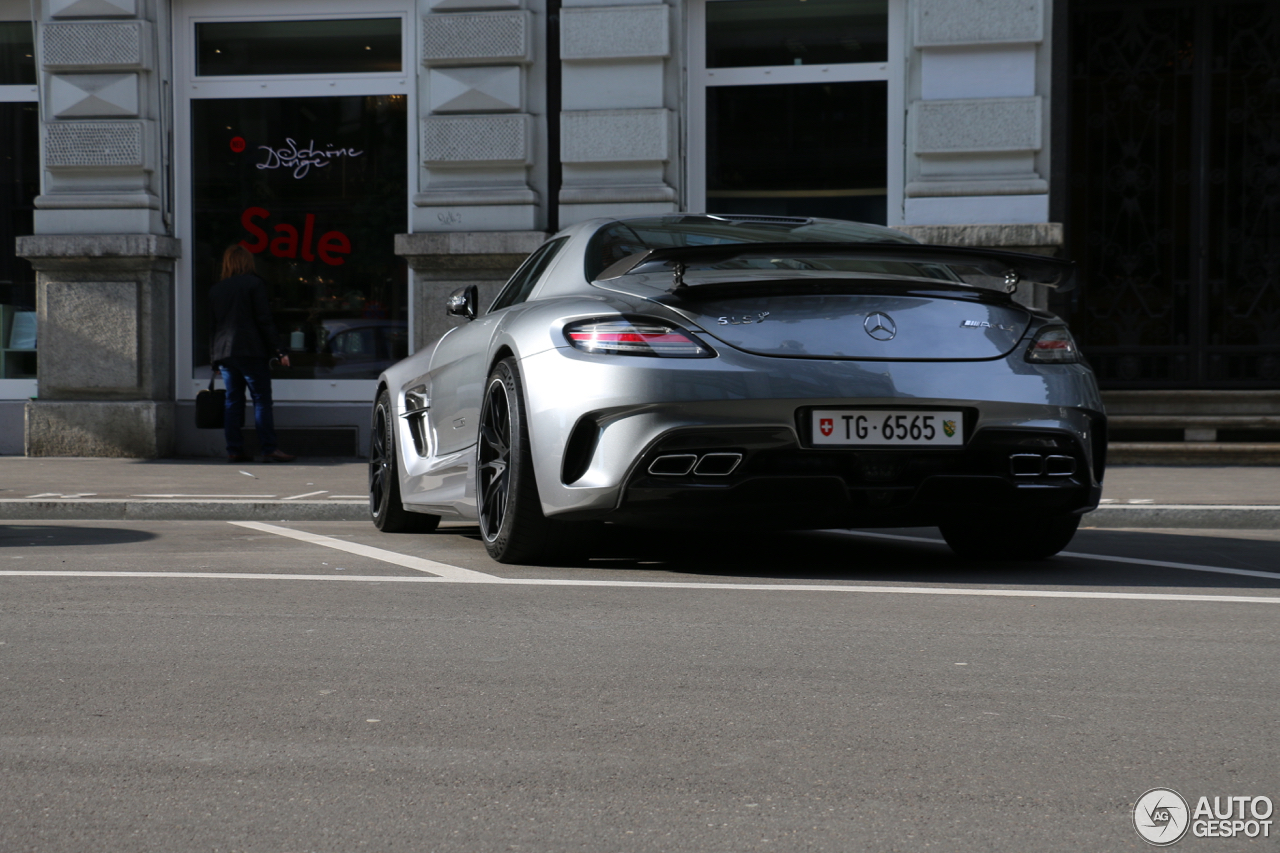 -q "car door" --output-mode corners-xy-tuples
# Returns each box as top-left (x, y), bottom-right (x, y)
(425, 237), (570, 459)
